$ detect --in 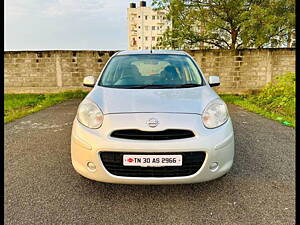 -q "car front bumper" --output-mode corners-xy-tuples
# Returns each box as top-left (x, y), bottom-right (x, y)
(71, 113), (234, 184)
